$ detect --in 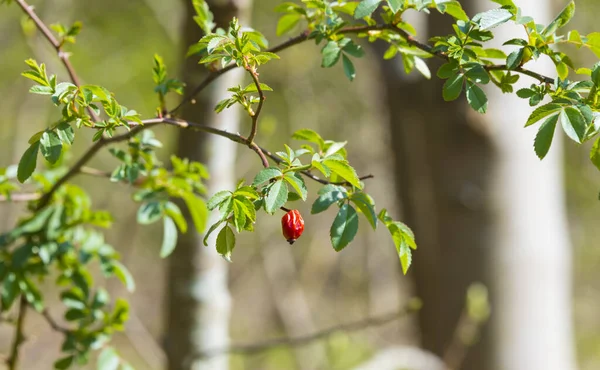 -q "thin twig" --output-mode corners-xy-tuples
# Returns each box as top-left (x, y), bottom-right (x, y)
(15, 0), (100, 122)
(41, 310), (69, 334)
(244, 65), (264, 145)
(6, 297), (27, 370)
(192, 302), (419, 359)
